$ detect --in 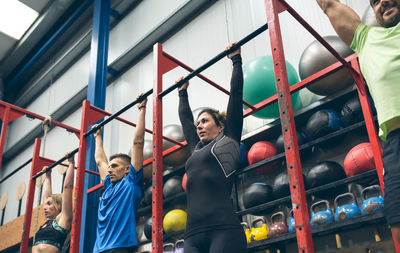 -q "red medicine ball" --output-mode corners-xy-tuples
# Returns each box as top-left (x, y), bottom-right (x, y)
(248, 141), (279, 174)
(344, 142), (375, 177)
(182, 173), (187, 191)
